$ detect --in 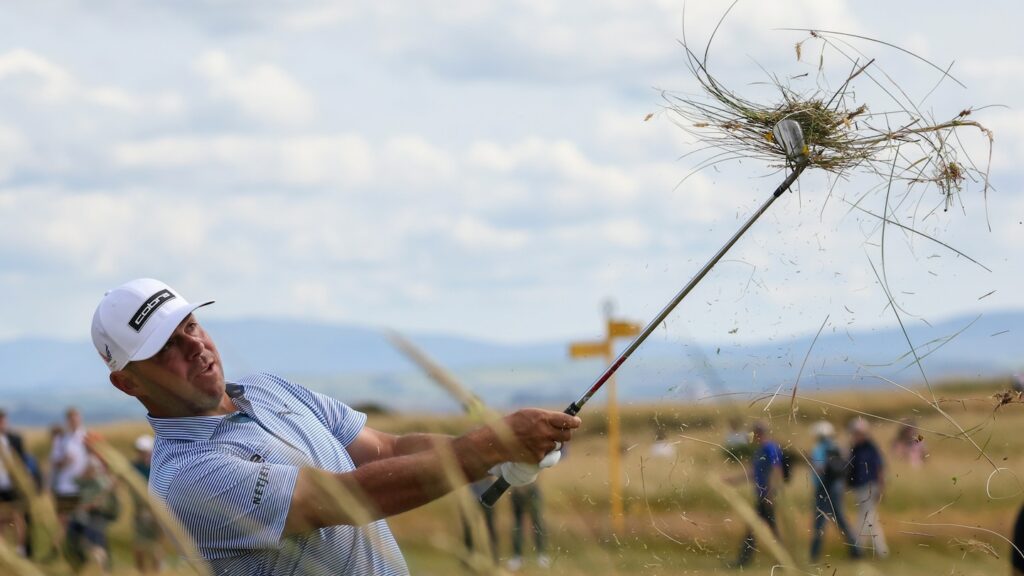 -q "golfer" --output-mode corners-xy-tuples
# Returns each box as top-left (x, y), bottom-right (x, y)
(91, 278), (579, 575)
